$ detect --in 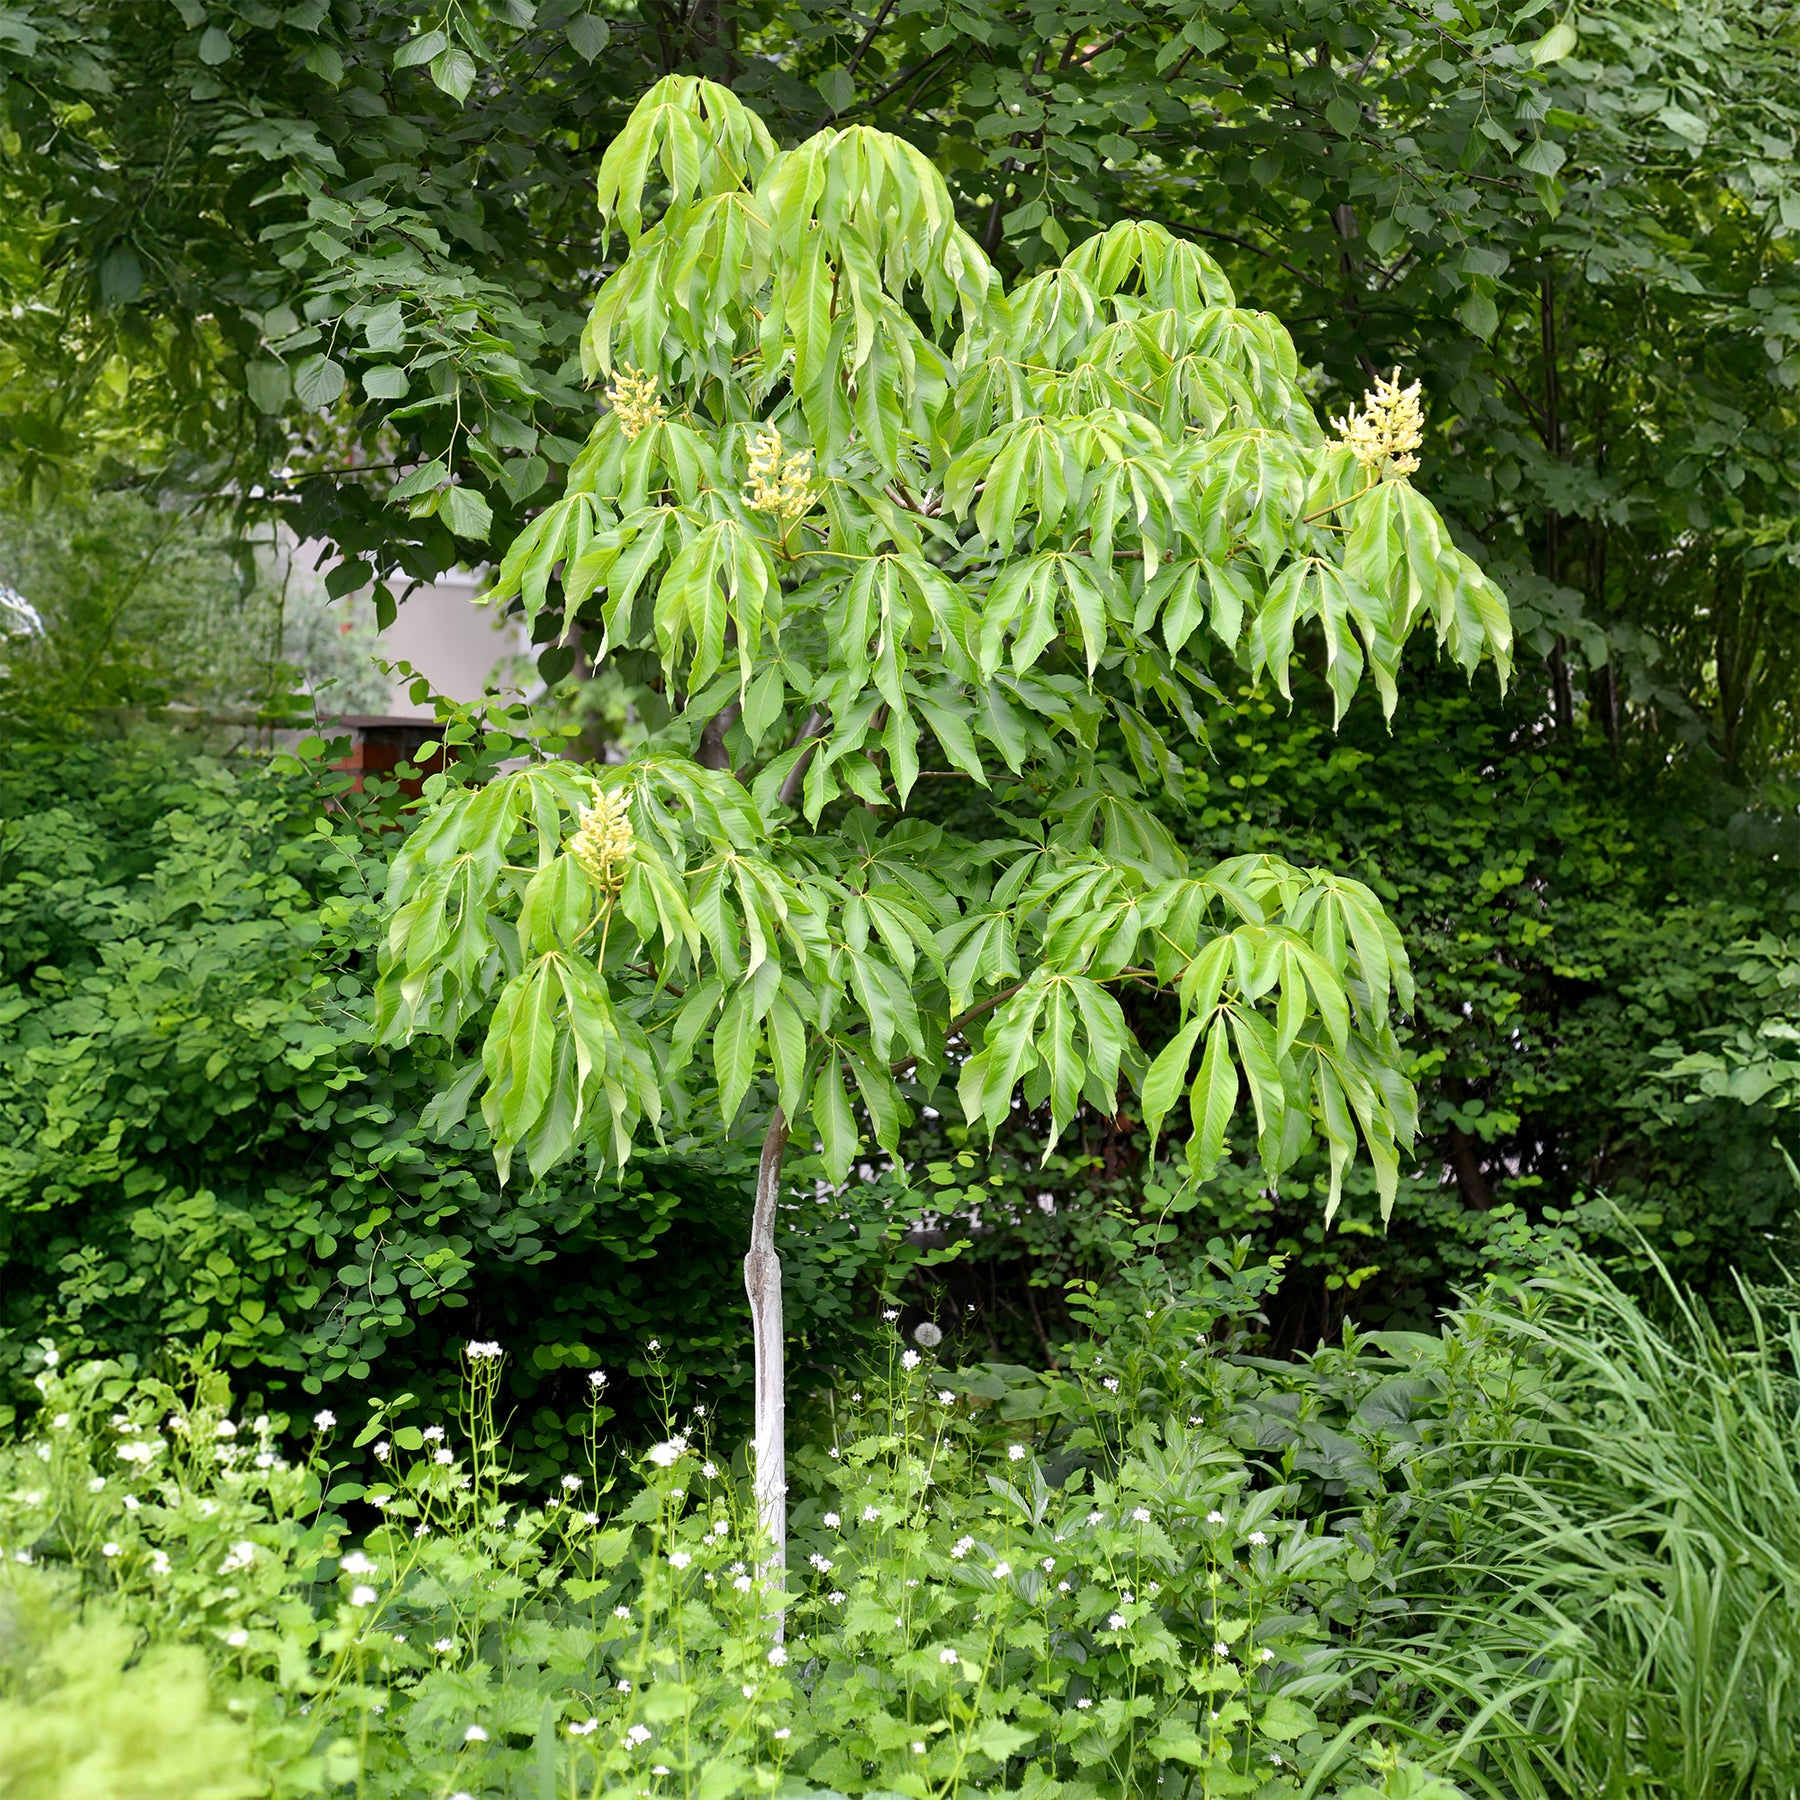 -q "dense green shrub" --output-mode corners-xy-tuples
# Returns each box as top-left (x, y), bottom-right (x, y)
(0, 1261), (1516, 1800)
(0, 735), (898, 1465)
(892, 666), (1800, 1348)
